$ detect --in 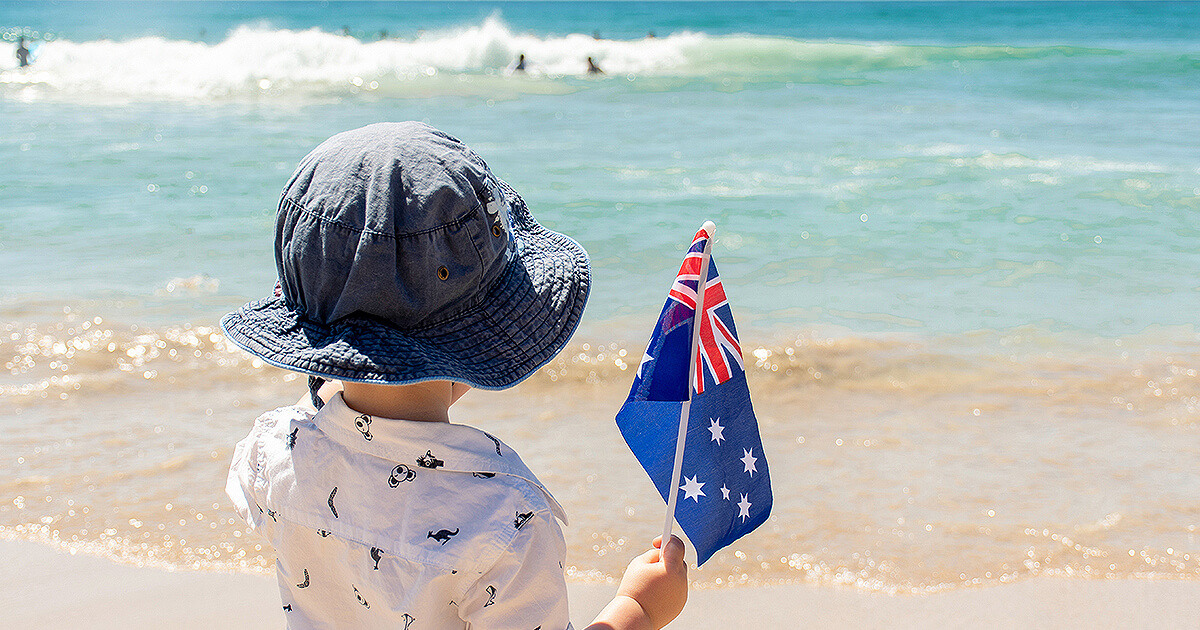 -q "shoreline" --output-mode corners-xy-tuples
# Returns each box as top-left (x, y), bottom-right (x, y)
(5, 540), (1199, 629)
